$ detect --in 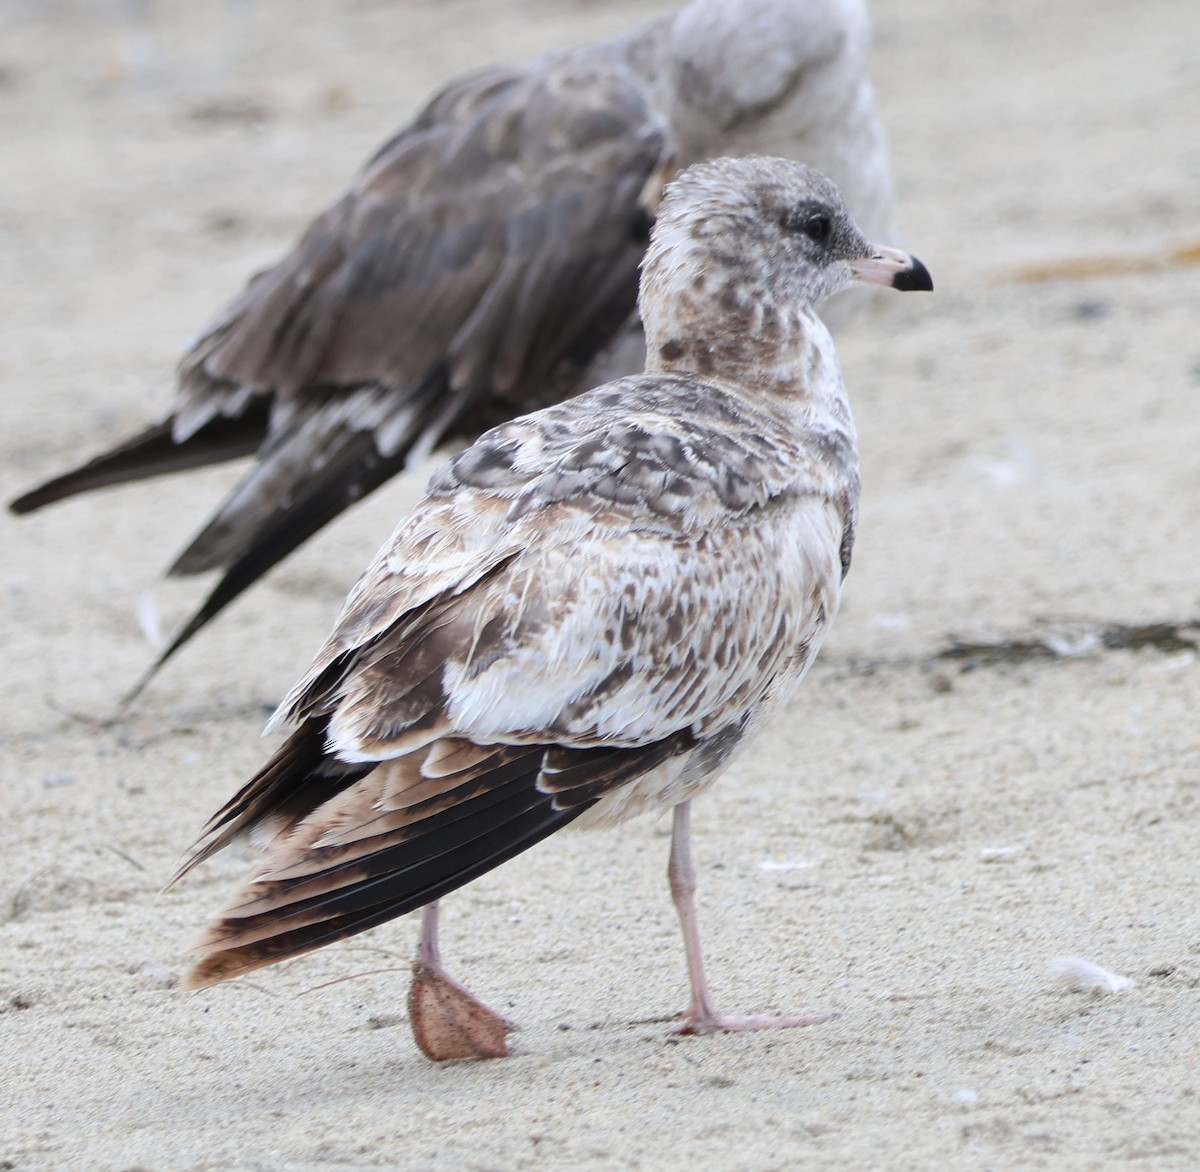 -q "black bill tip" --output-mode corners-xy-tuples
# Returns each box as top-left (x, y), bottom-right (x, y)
(892, 255), (933, 293)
